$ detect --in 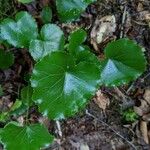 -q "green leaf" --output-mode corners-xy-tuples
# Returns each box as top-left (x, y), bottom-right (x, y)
(68, 28), (87, 55)
(41, 6), (52, 24)
(122, 108), (139, 123)
(10, 100), (22, 112)
(18, 0), (34, 4)
(0, 49), (14, 69)
(0, 122), (54, 150)
(0, 112), (8, 122)
(56, 0), (96, 22)
(10, 103), (28, 117)
(21, 86), (33, 106)
(29, 24), (64, 61)
(101, 38), (146, 86)
(74, 45), (101, 67)
(0, 85), (3, 96)
(0, 100), (23, 123)
(68, 29), (101, 67)
(0, 11), (38, 48)
(31, 52), (100, 120)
